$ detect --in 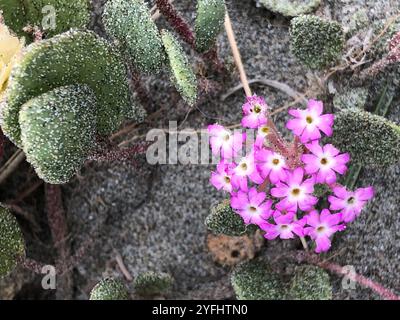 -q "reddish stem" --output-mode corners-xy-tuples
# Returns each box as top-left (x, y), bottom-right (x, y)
(127, 63), (154, 113)
(322, 262), (399, 300)
(45, 185), (69, 254)
(155, 0), (195, 48)
(21, 258), (47, 274)
(360, 31), (400, 79)
(202, 46), (225, 73)
(45, 184), (73, 298)
(264, 118), (303, 169)
(298, 252), (400, 300)
(257, 178), (270, 193)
